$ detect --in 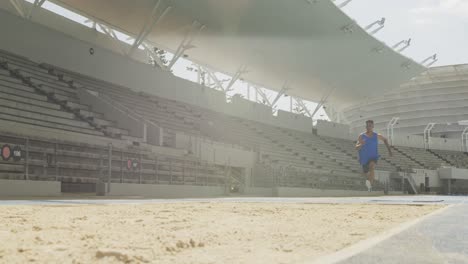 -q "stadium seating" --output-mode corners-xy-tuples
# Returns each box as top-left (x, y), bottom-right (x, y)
(1, 49), (464, 194)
